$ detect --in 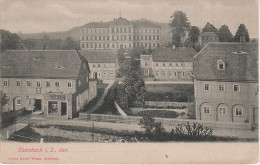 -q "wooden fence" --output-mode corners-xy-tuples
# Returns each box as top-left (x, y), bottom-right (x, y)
(79, 113), (252, 130)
